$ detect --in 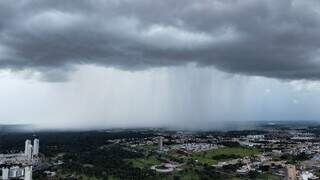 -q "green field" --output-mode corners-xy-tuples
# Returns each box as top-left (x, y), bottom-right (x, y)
(164, 170), (202, 180)
(127, 156), (161, 168)
(142, 144), (157, 150)
(186, 147), (261, 165)
(231, 172), (280, 180)
(127, 147), (261, 168)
